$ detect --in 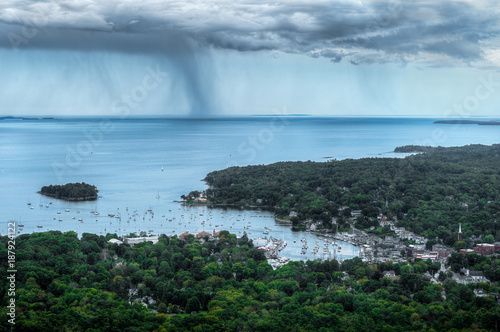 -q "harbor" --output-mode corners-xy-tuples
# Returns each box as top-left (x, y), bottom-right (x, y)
(14, 194), (359, 265)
